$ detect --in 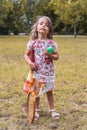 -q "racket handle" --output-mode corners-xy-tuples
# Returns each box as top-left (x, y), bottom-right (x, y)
(30, 70), (33, 83)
